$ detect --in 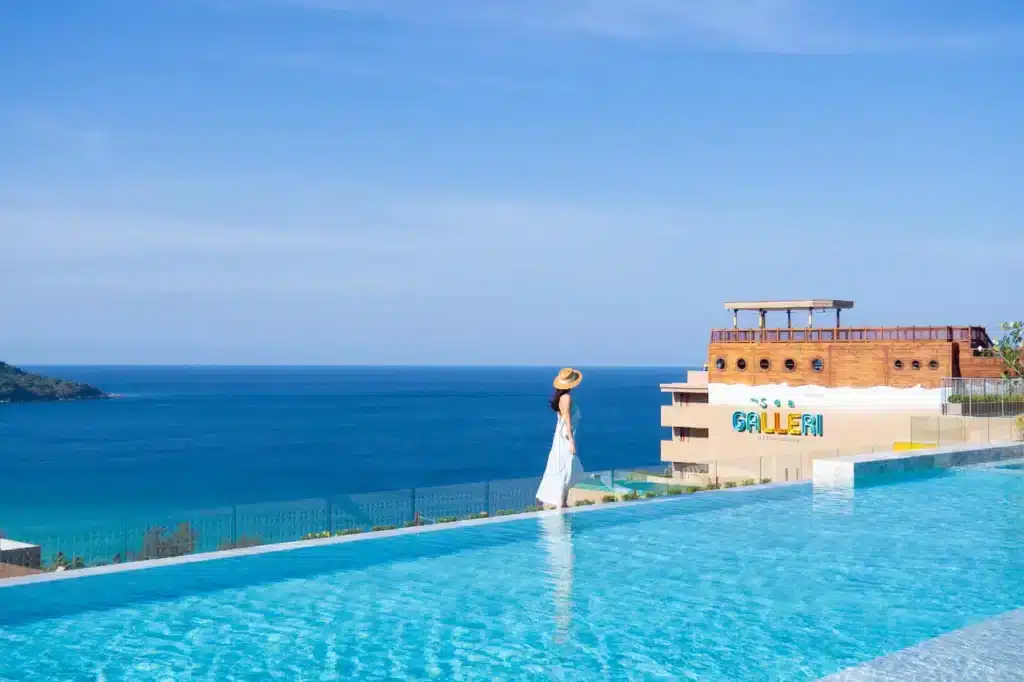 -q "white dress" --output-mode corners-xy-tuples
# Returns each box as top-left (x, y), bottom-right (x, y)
(536, 402), (585, 507)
